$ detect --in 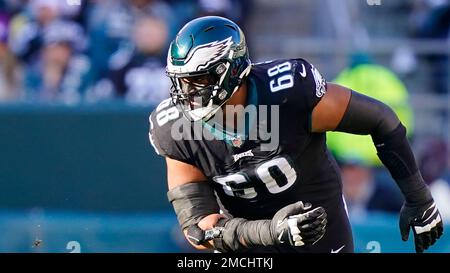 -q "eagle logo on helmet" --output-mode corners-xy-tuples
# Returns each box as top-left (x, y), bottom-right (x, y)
(168, 37), (233, 73)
